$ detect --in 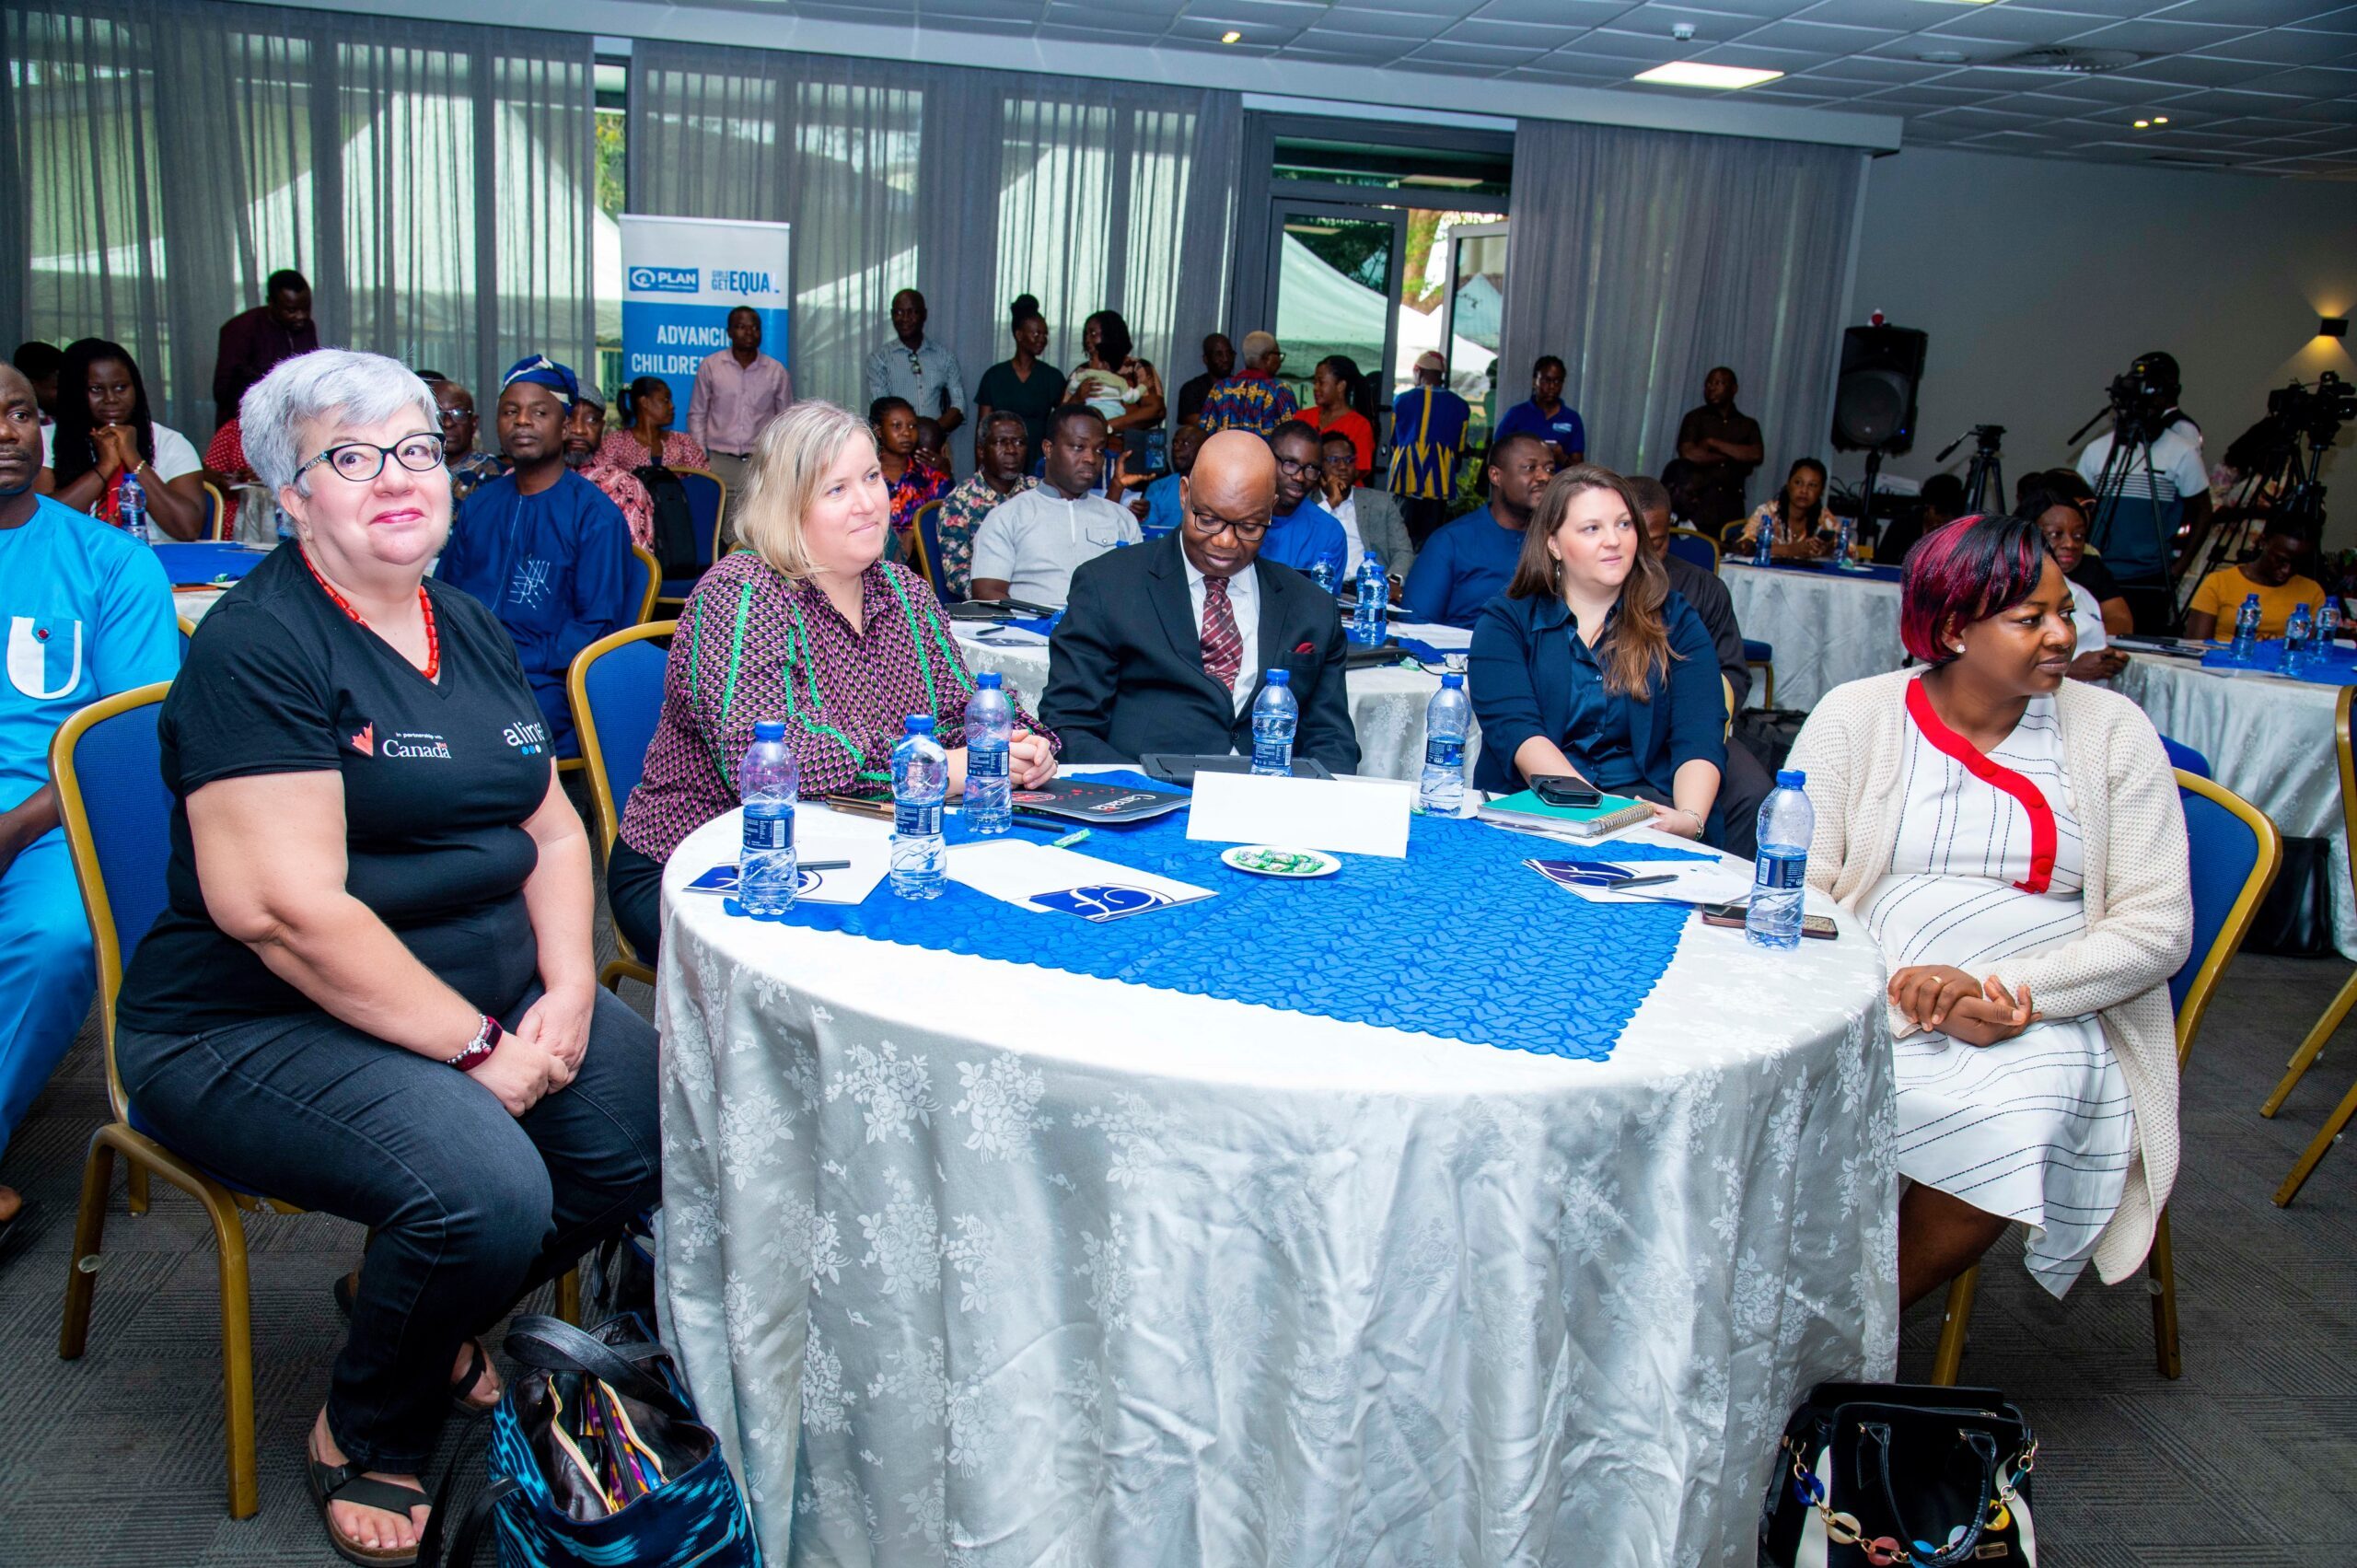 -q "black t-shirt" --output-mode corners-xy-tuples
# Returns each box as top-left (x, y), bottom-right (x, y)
(1175, 371), (1217, 427)
(118, 546), (553, 1033)
(2070, 554), (2124, 605)
(974, 358), (1063, 466)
